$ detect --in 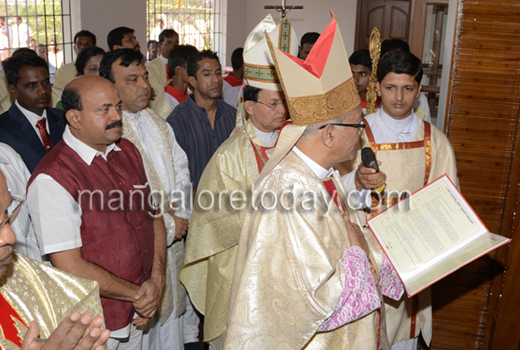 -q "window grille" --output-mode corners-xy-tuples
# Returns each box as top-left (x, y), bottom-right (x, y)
(0, 0), (73, 75)
(146, 0), (222, 60)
